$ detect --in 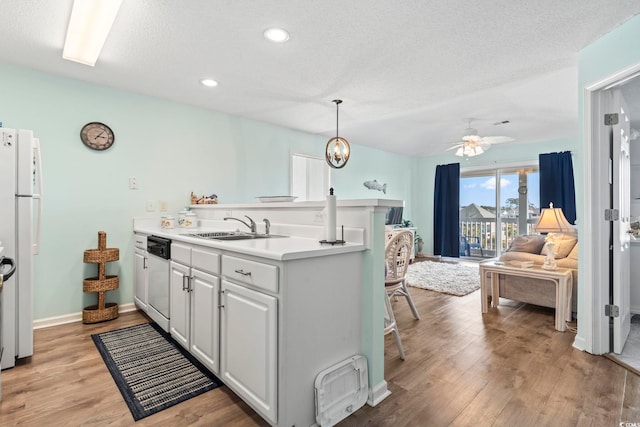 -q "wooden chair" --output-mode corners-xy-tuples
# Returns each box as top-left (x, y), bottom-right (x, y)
(384, 230), (420, 359)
